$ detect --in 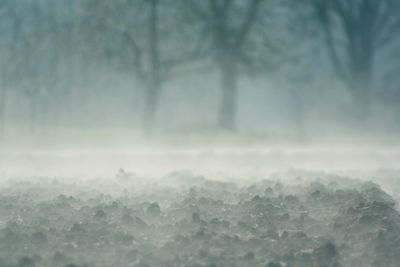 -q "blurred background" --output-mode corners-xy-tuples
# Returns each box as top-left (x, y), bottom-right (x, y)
(0, 0), (399, 148)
